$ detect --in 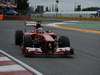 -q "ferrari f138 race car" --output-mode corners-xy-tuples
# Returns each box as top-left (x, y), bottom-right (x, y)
(15, 21), (74, 57)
